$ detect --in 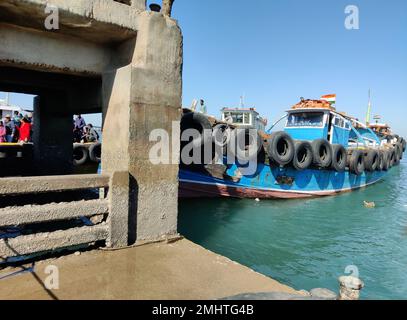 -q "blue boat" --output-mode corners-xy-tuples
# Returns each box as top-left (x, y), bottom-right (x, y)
(179, 97), (405, 199)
